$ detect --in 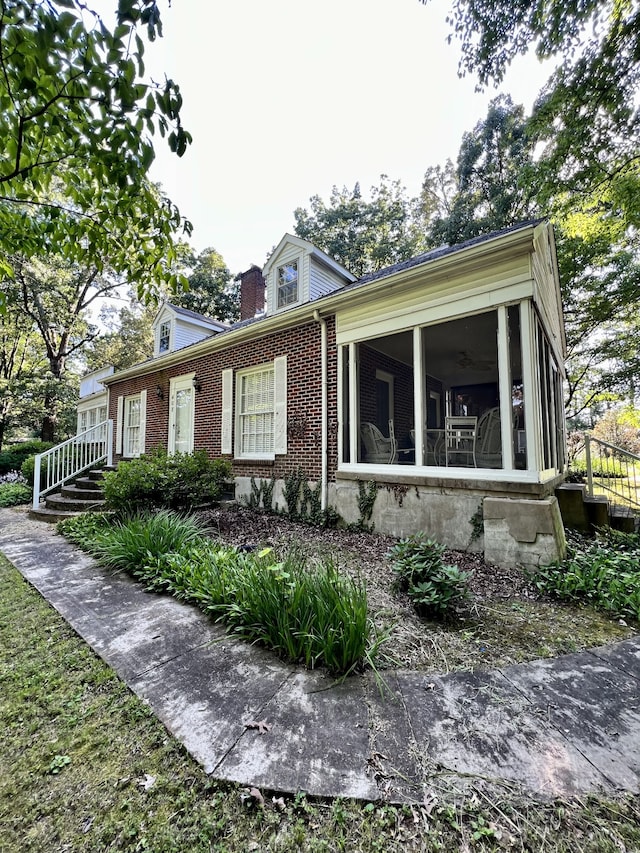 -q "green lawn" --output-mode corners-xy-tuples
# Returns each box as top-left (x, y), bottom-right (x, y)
(1, 553), (640, 852)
